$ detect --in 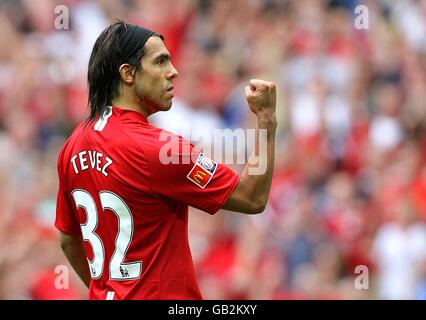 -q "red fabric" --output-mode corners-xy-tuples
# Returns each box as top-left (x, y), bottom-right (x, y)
(55, 106), (240, 300)
(198, 236), (236, 278)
